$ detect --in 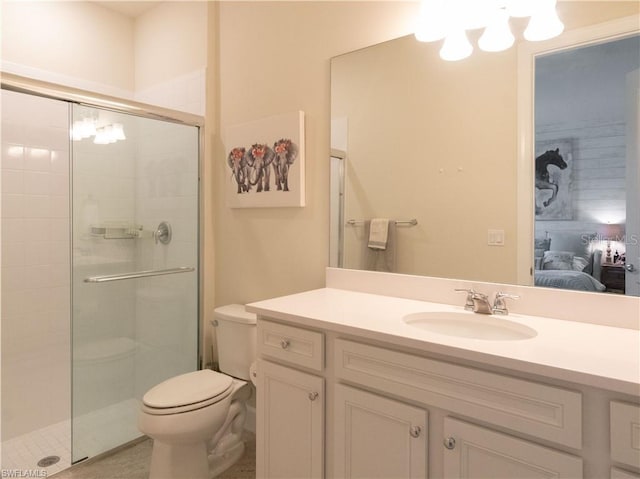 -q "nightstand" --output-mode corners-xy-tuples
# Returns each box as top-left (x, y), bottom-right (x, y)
(601, 264), (626, 293)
